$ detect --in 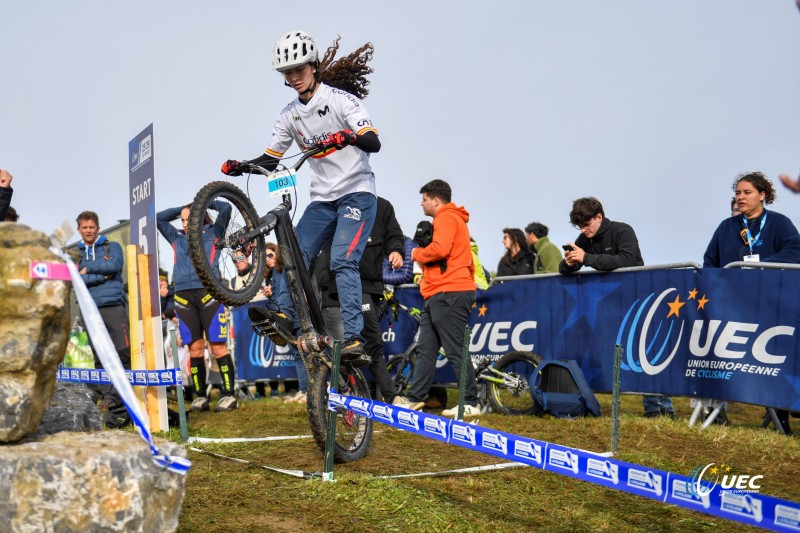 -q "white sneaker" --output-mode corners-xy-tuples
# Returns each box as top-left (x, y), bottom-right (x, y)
(283, 391), (301, 403)
(294, 391), (307, 404)
(392, 396), (424, 411)
(215, 395), (238, 412)
(441, 404), (482, 418)
(191, 396), (209, 412)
